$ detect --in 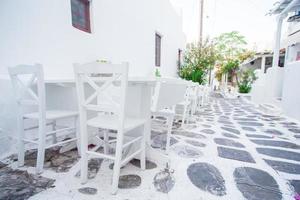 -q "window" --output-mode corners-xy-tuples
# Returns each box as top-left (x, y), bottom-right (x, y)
(178, 49), (182, 68)
(71, 0), (91, 33)
(155, 33), (162, 67)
